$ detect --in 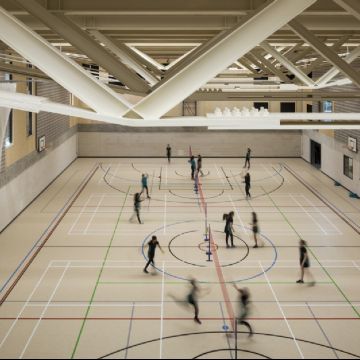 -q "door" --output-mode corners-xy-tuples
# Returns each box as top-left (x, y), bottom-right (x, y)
(310, 140), (321, 169)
